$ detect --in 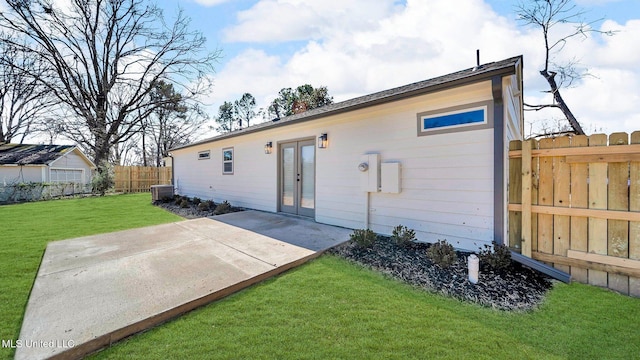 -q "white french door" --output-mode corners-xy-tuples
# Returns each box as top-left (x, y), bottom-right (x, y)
(280, 139), (315, 217)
